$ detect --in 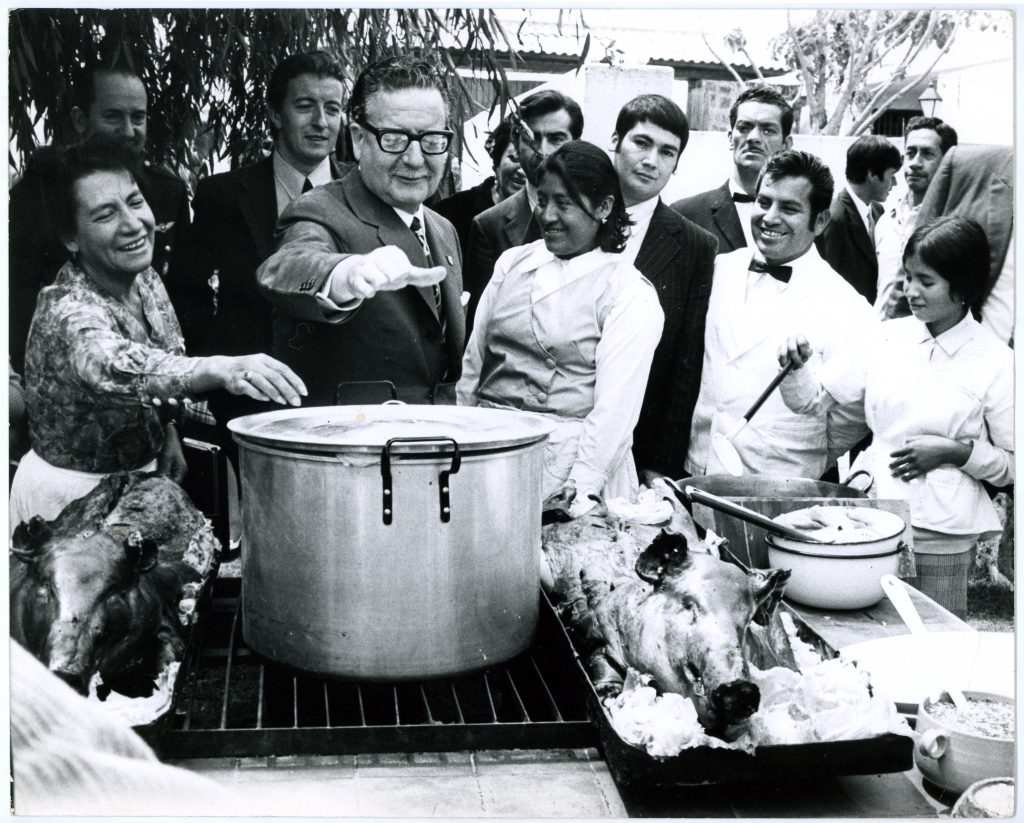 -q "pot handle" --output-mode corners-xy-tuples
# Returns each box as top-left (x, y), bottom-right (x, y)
(380, 437), (462, 525)
(843, 470), (874, 494)
(916, 728), (949, 760)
